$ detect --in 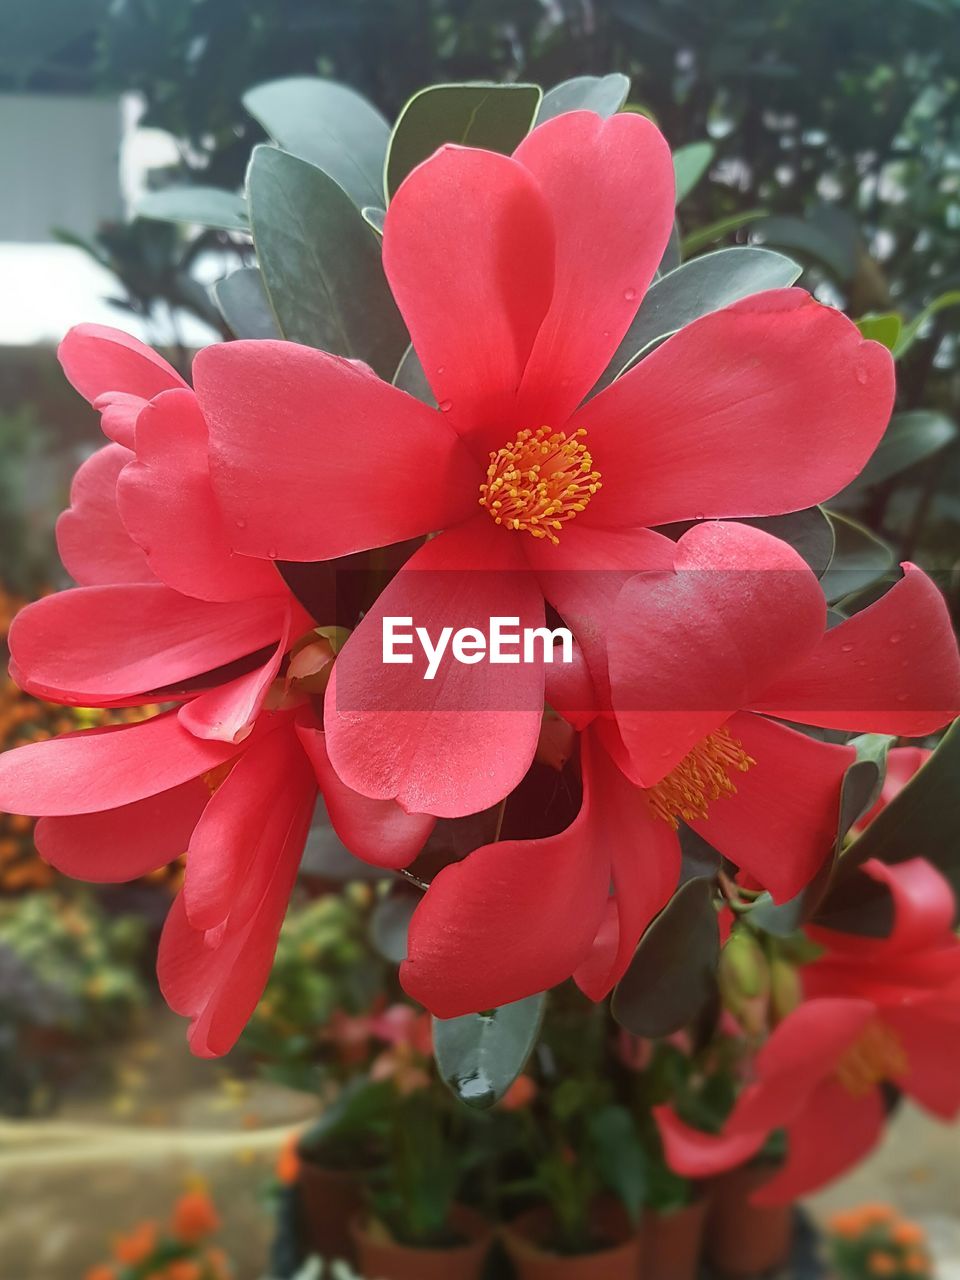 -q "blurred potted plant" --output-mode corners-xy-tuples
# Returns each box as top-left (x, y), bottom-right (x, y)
(84, 1184), (231, 1280)
(349, 1006), (494, 1280)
